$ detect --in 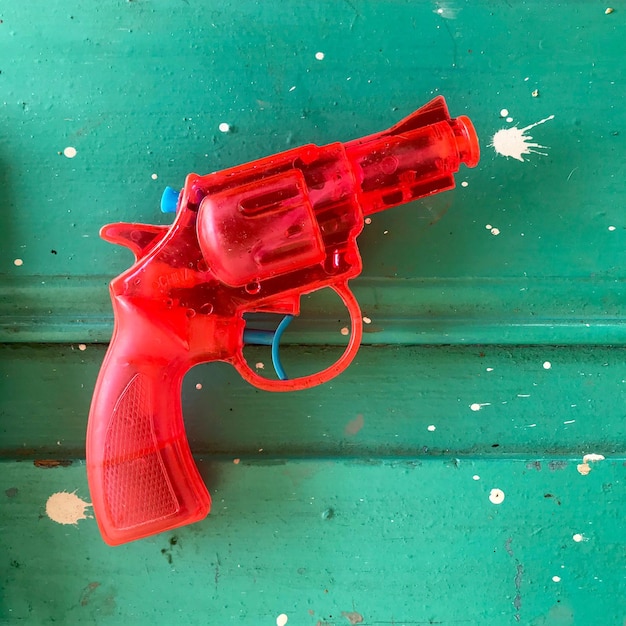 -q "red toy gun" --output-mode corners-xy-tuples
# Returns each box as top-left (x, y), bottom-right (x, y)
(87, 96), (479, 545)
